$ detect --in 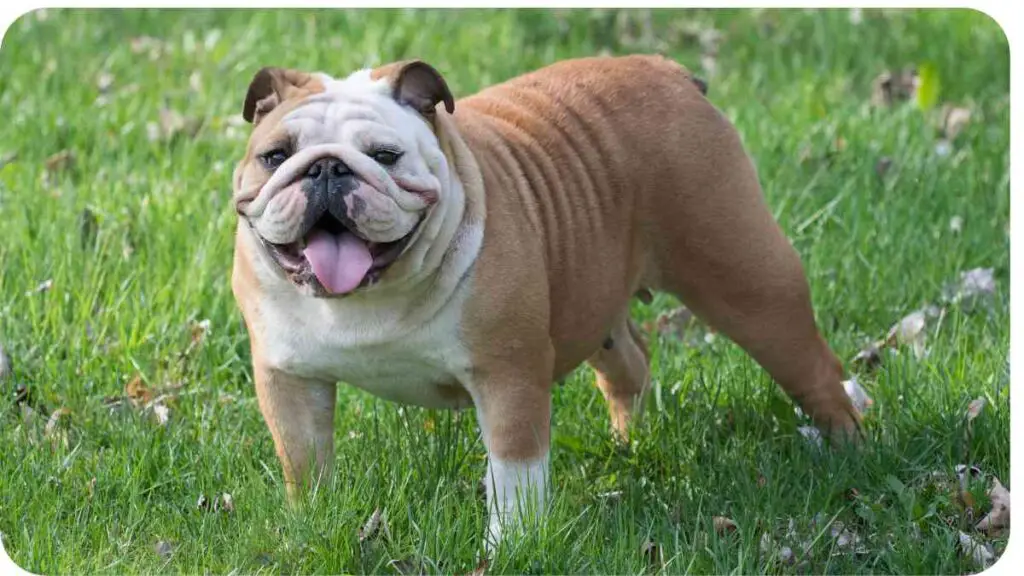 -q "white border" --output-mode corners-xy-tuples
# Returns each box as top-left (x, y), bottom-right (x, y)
(0, 3), (1016, 575)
